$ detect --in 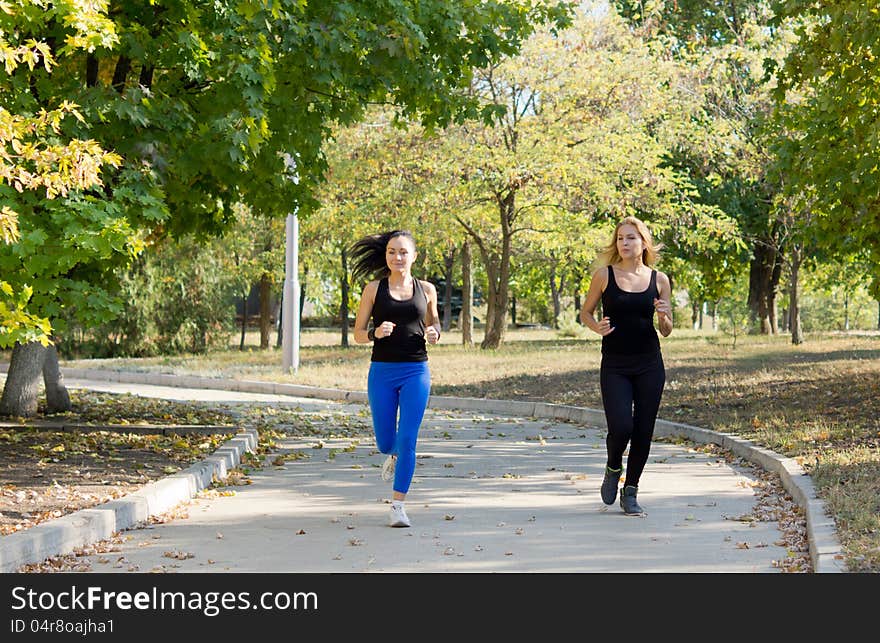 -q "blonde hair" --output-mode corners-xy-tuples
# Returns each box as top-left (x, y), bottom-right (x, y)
(594, 216), (663, 268)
